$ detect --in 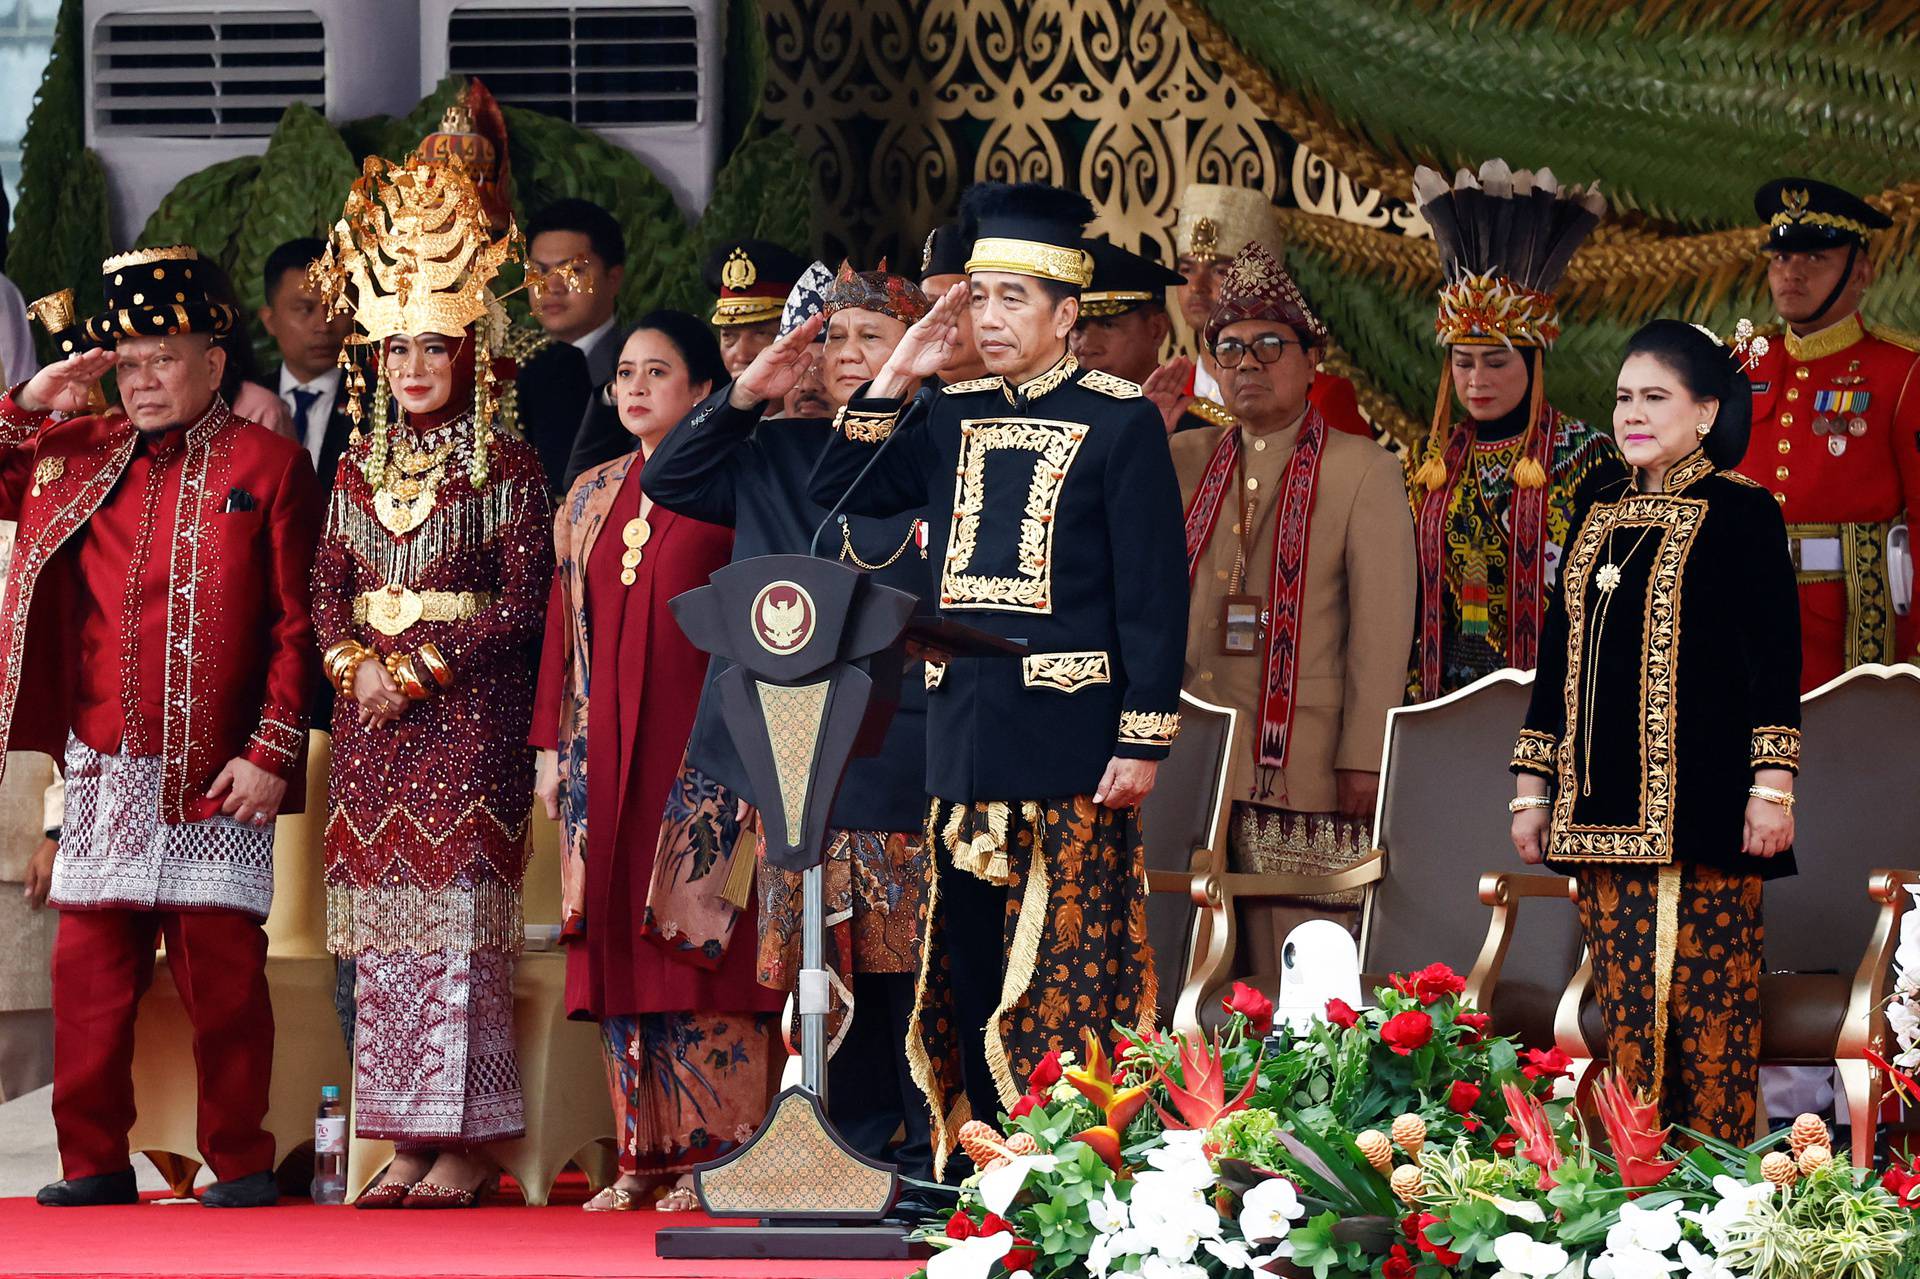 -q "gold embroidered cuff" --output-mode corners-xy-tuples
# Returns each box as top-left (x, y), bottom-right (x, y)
(247, 709), (304, 767)
(1512, 729), (1557, 777)
(1118, 709), (1180, 748)
(835, 402), (898, 444)
(1021, 650), (1110, 693)
(1750, 726), (1801, 773)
